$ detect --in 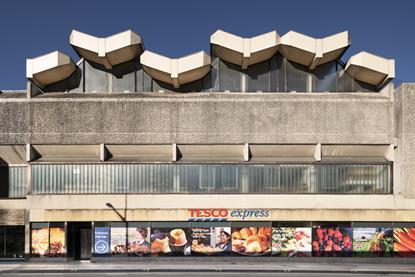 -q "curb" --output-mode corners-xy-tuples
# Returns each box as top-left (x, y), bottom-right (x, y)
(2, 268), (415, 274)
